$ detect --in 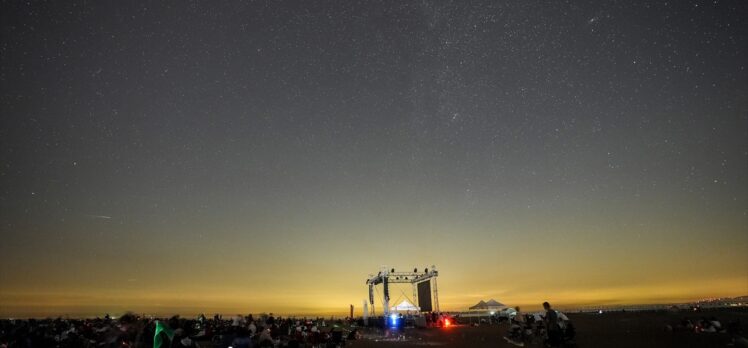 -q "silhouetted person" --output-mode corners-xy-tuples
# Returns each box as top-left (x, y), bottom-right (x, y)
(543, 302), (561, 347)
(231, 327), (252, 348)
